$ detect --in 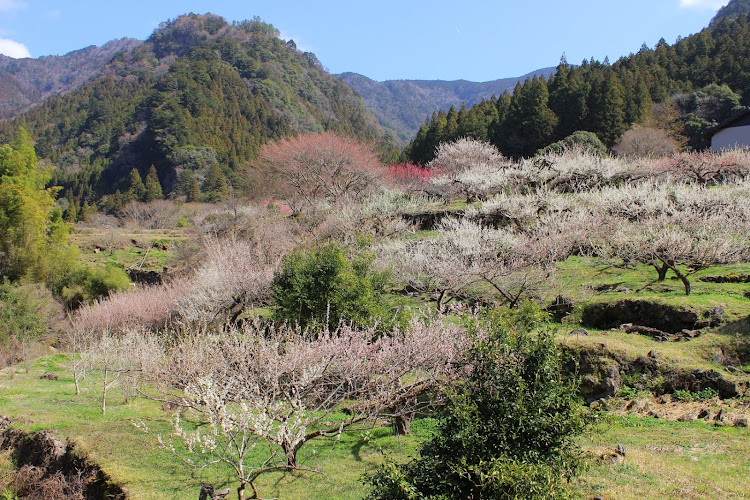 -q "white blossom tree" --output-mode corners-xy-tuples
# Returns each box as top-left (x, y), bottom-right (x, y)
(138, 321), (468, 500)
(591, 212), (750, 295)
